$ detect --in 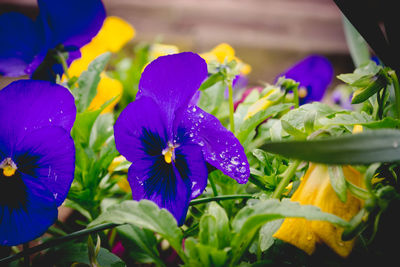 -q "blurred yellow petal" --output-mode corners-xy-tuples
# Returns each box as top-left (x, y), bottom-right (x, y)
(108, 155), (127, 173)
(116, 176), (132, 193)
(273, 164), (364, 257)
(352, 124), (363, 134)
(211, 43), (236, 63)
(240, 62), (252, 75)
(68, 16), (135, 78)
(148, 43), (179, 62)
(108, 155), (131, 193)
(88, 73), (123, 114)
(311, 165), (364, 257)
(200, 43), (251, 74)
(244, 88), (279, 120)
